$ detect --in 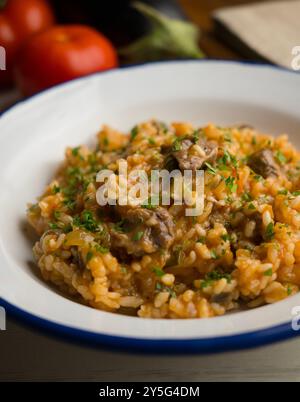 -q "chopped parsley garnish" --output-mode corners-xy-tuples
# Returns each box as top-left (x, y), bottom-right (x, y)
(210, 249), (219, 259)
(48, 222), (59, 230)
(224, 133), (232, 143)
(220, 150), (238, 168)
(167, 288), (176, 298)
(82, 211), (98, 230)
(172, 137), (182, 152)
(148, 138), (156, 145)
(102, 137), (109, 147)
(52, 185), (60, 194)
(278, 189), (288, 195)
(28, 204), (38, 212)
(155, 282), (176, 297)
(72, 216), (81, 226)
(225, 176), (237, 193)
(142, 202), (157, 210)
(133, 231), (144, 241)
(287, 285), (292, 296)
(222, 150), (232, 164)
(292, 190), (300, 196)
(73, 210), (101, 232)
(53, 210), (61, 220)
(94, 244), (109, 254)
(248, 202), (256, 210)
(252, 136), (257, 145)
(71, 147), (80, 157)
(221, 234), (230, 242)
(159, 122), (168, 133)
(86, 251), (94, 262)
(244, 244), (255, 251)
(218, 163), (230, 172)
(130, 126), (139, 141)
(263, 268), (273, 277)
(254, 174), (263, 182)
(192, 129), (200, 143)
(152, 267), (164, 277)
(205, 162), (217, 175)
(113, 219), (130, 233)
(275, 150), (287, 165)
(201, 270), (232, 289)
(241, 193), (252, 202)
(87, 152), (97, 166)
(66, 166), (81, 176)
(61, 166), (92, 211)
(265, 222), (275, 241)
(62, 224), (73, 233)
(225, 196), (233, 204)
(197, 236), (206, 244)
(62, 185), (77, 197)
(142, 196), (159, 209)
